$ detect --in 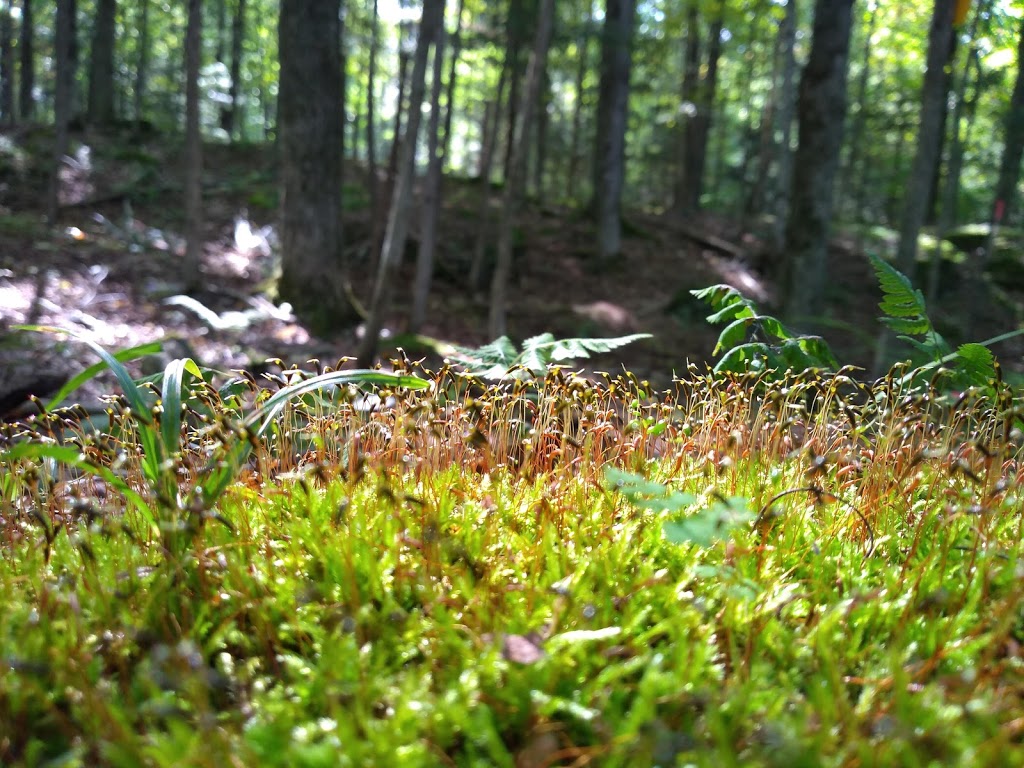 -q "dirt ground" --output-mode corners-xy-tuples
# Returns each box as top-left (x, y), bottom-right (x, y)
(1, 127), (1020, 416)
